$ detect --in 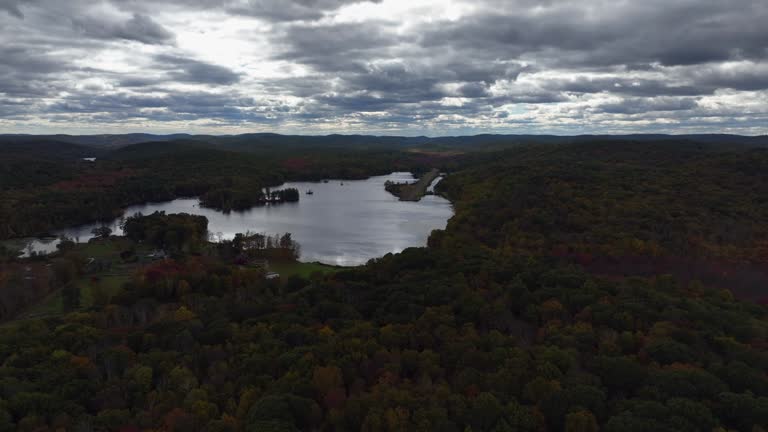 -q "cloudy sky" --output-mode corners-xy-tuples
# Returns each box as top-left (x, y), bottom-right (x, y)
(0, 0), (766, 135)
